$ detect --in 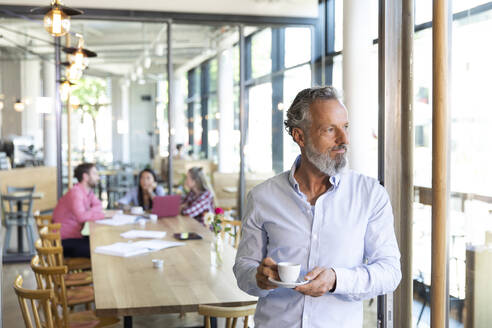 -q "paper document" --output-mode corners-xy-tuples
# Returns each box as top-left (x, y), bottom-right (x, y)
(120, 230), (167, 239)
(96, 214), (137, 226)
(95, 239), (185, 257)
